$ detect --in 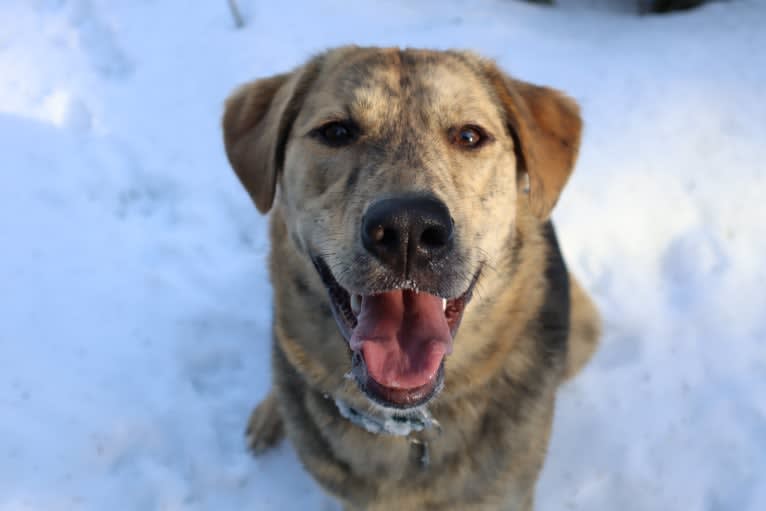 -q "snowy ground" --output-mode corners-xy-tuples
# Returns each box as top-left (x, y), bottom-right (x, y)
(1, 0), (764, 509)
